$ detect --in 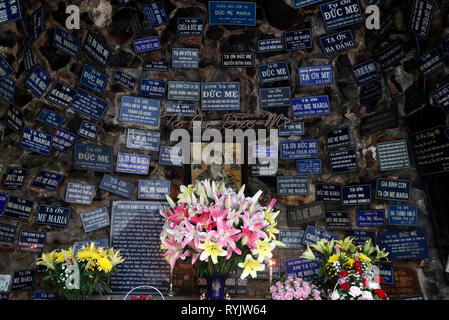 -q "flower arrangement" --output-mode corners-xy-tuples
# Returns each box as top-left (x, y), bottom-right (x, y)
(36, 242), (125, 300)
(301, 237), (390, 300)
(160, 180), (284, 279)
(269, 275), (325, 300)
